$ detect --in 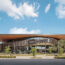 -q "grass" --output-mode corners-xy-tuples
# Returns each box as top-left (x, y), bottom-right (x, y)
(31, 56), (42, 59)
(0, 53), (16, 58)
(0, 53), (65, 59)
(14, 54), (32, 56)
(0, 53), (61, 56)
